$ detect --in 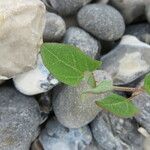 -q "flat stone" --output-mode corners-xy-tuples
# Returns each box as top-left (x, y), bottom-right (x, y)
(63, 27), (101, 59)
(110, 0), (146, 24)
(43, 12), (66, 42)
(52, 70), (112, 128)
(77, 4), (125, 41)
(0, 0), (45, 80)
(39, 118), (92, 150)
(125, 23), (150, 44)
(101, 35), (150, 85)
(0, 86), (41, 150)
(48, 0), (92, 16)
(13, 55), (59, 95)
(91, 112), (144, 150)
